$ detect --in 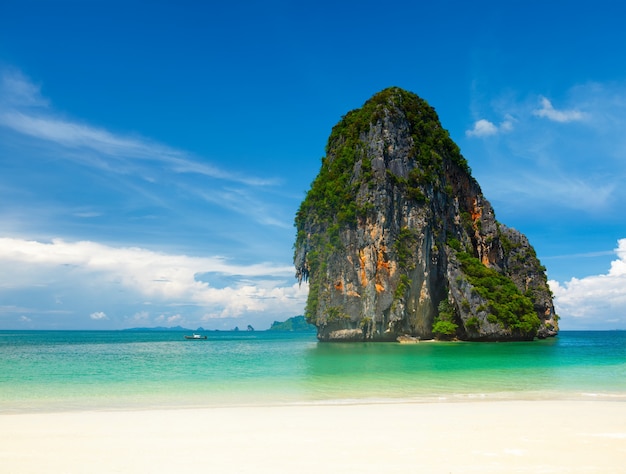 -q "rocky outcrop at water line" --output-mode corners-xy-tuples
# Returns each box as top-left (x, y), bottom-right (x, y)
(294, 87), (558, 342)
